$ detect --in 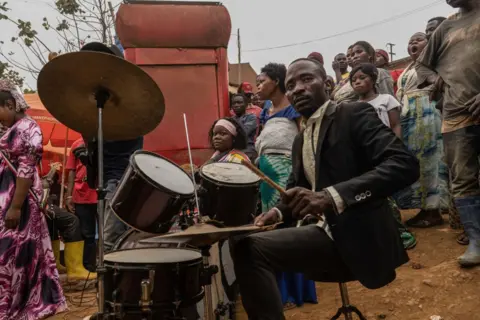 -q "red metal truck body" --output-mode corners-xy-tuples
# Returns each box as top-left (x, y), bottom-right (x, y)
(116, 1), (232, 166)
